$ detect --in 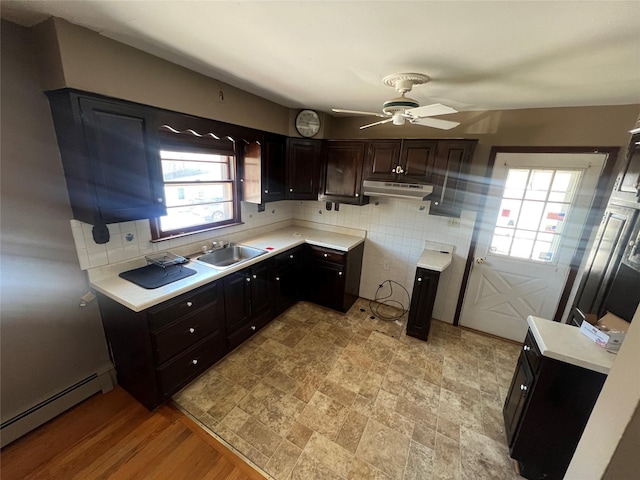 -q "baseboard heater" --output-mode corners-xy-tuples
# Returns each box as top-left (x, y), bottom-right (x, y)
(1, 366), (114, 448)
